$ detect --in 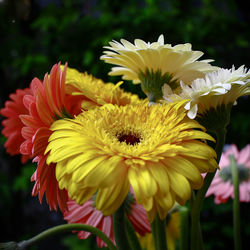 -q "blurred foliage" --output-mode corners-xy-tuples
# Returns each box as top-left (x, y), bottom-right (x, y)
(201, 196), (250, 250)
(0, 0), (249, 249)
(12, 163), (36, 192)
